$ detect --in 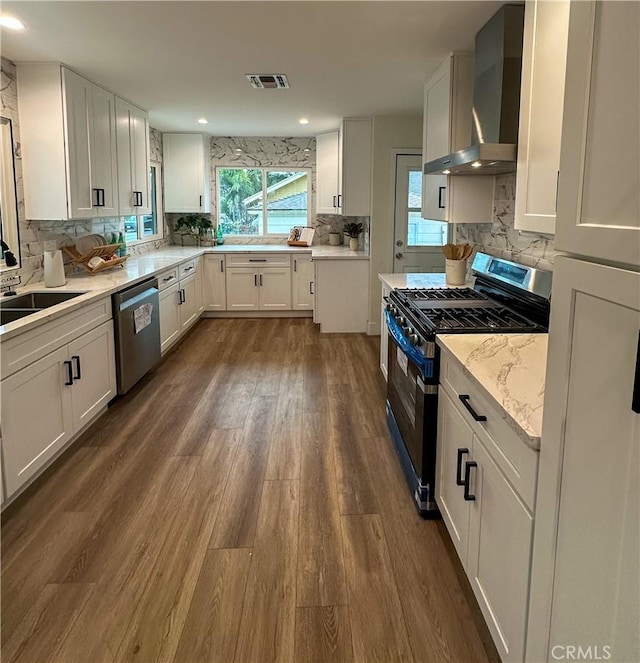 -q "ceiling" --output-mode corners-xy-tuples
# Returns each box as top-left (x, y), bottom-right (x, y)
(0, 1), (503, 136)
